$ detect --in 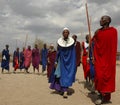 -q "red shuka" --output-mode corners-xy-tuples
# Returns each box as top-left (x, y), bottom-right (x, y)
(47, 50), (57, 78)
(94, 27), (117, 93)
(14, 57), (19, 70)
(75, 41), (81, 67)
(82, 42), (90, 79)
